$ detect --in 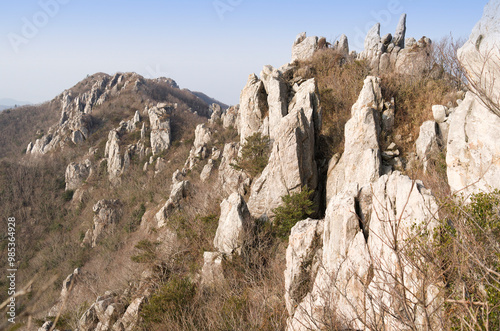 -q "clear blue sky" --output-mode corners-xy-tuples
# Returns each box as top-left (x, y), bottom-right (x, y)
(0, 0), (488, 106)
